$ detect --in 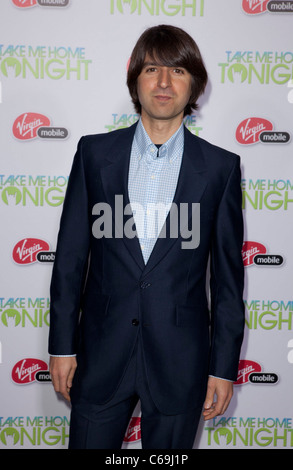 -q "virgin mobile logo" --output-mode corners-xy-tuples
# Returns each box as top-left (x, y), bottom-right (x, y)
(12, 0), (69, 8)
(235, 360), (261, 384)
(124, 417), (141, 442)
(11, 358), (48, 384)
(242, 0), (293, 14)
(242, 241), (283, 267)
(13, 113), (68, 141)
(235, 360), (278, 385)
(12, 0), (38, 6)
(12, 238), (50, 265)
(13, 113), (50, 140)
(242, 0), (269, 14)
(242, 241), (266, 266)
(236, 117), (290, 145)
